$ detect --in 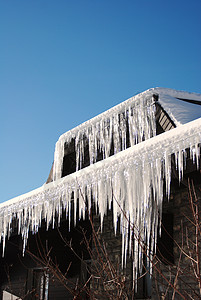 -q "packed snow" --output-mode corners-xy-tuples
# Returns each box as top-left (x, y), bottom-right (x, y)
(158, 92), (201, 125)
